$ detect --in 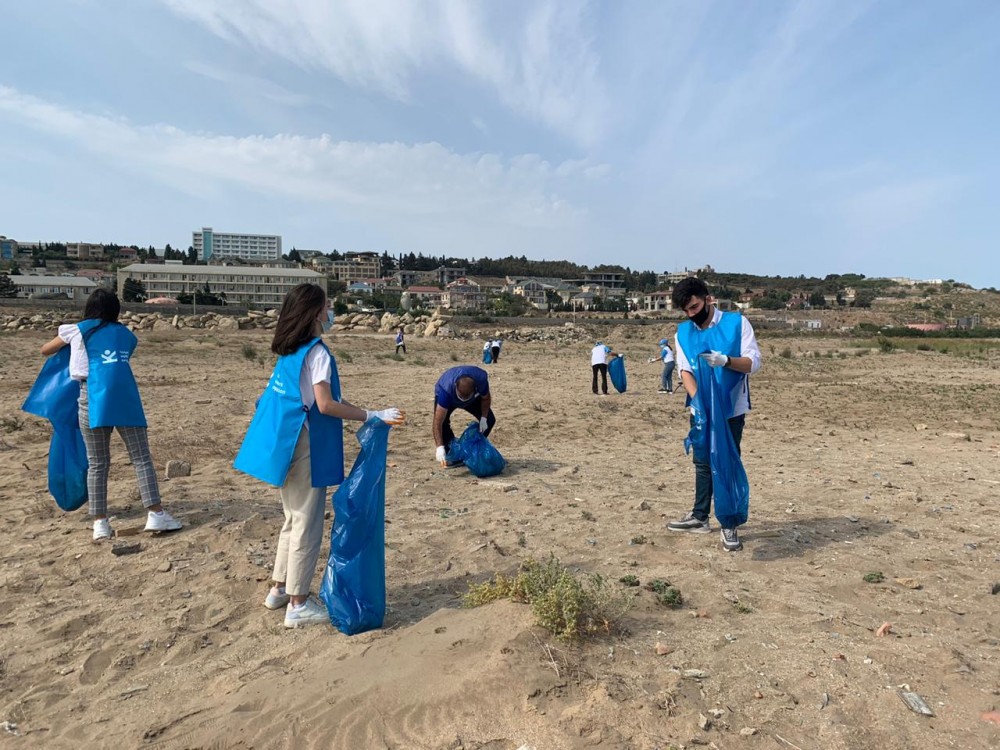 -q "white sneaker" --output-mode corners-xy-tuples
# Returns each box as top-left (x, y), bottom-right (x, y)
(264, 586), (290, 610)
(93, 518), (113, 541)
(144, 510), (183, 533)
(283, 598), (330, 629)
